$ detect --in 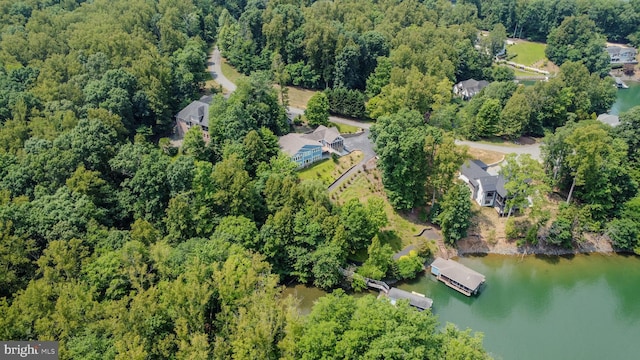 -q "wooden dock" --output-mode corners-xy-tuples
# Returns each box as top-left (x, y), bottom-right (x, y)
(339, 268), (433, 310)
(614, 77), (629, 89)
